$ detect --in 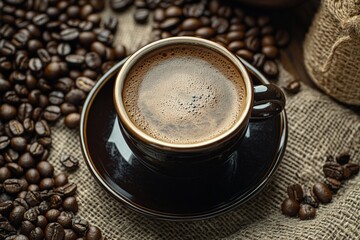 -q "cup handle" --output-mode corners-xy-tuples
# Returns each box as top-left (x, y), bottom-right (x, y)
(251, 84), (286, 119)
